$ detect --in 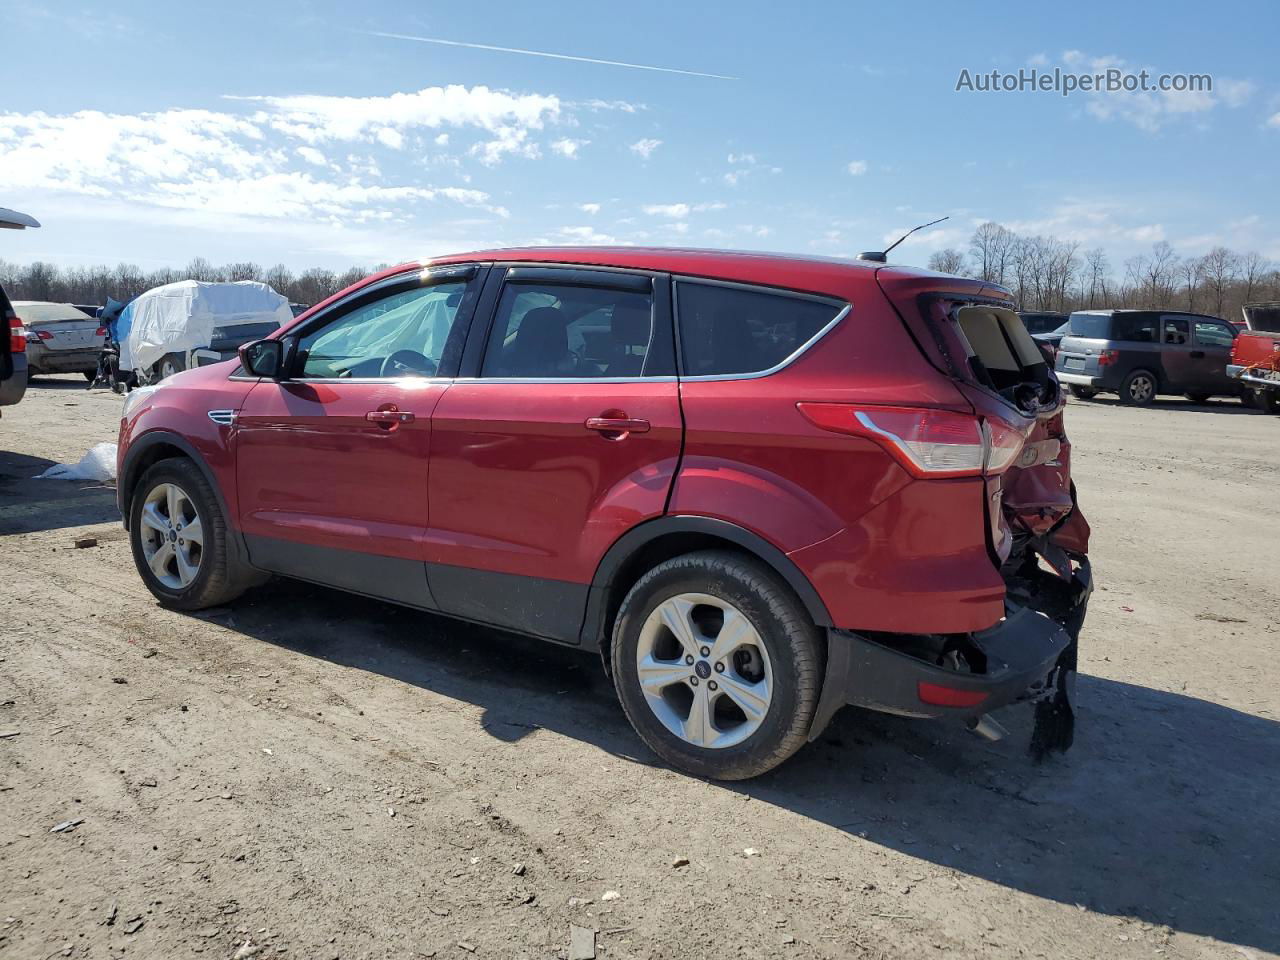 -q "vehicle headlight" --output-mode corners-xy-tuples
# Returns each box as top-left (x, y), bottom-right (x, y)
(121, 385), (158, 419)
